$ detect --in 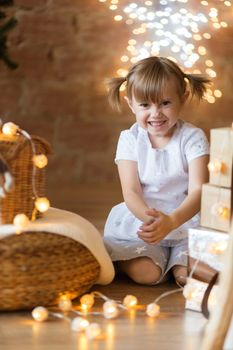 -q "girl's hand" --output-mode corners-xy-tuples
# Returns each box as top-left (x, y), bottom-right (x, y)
(137, 208), (175, 244)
